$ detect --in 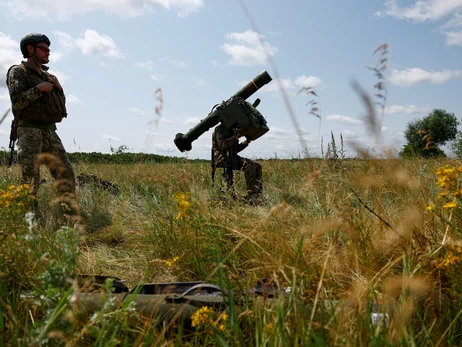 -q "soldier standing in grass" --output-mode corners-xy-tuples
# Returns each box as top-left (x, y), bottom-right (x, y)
(212, 124), (262, 203)
(6, 33), (75, 203)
